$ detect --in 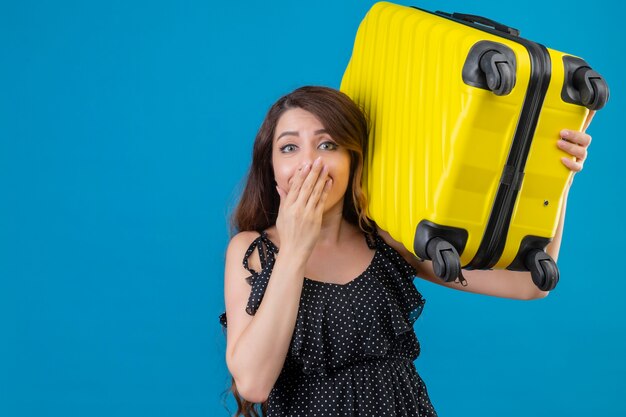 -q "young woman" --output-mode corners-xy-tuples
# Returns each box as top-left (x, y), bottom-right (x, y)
(219, 86), (594, 417)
